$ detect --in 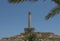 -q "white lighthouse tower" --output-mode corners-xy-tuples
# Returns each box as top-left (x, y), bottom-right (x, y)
(24, 12), (35, 33)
